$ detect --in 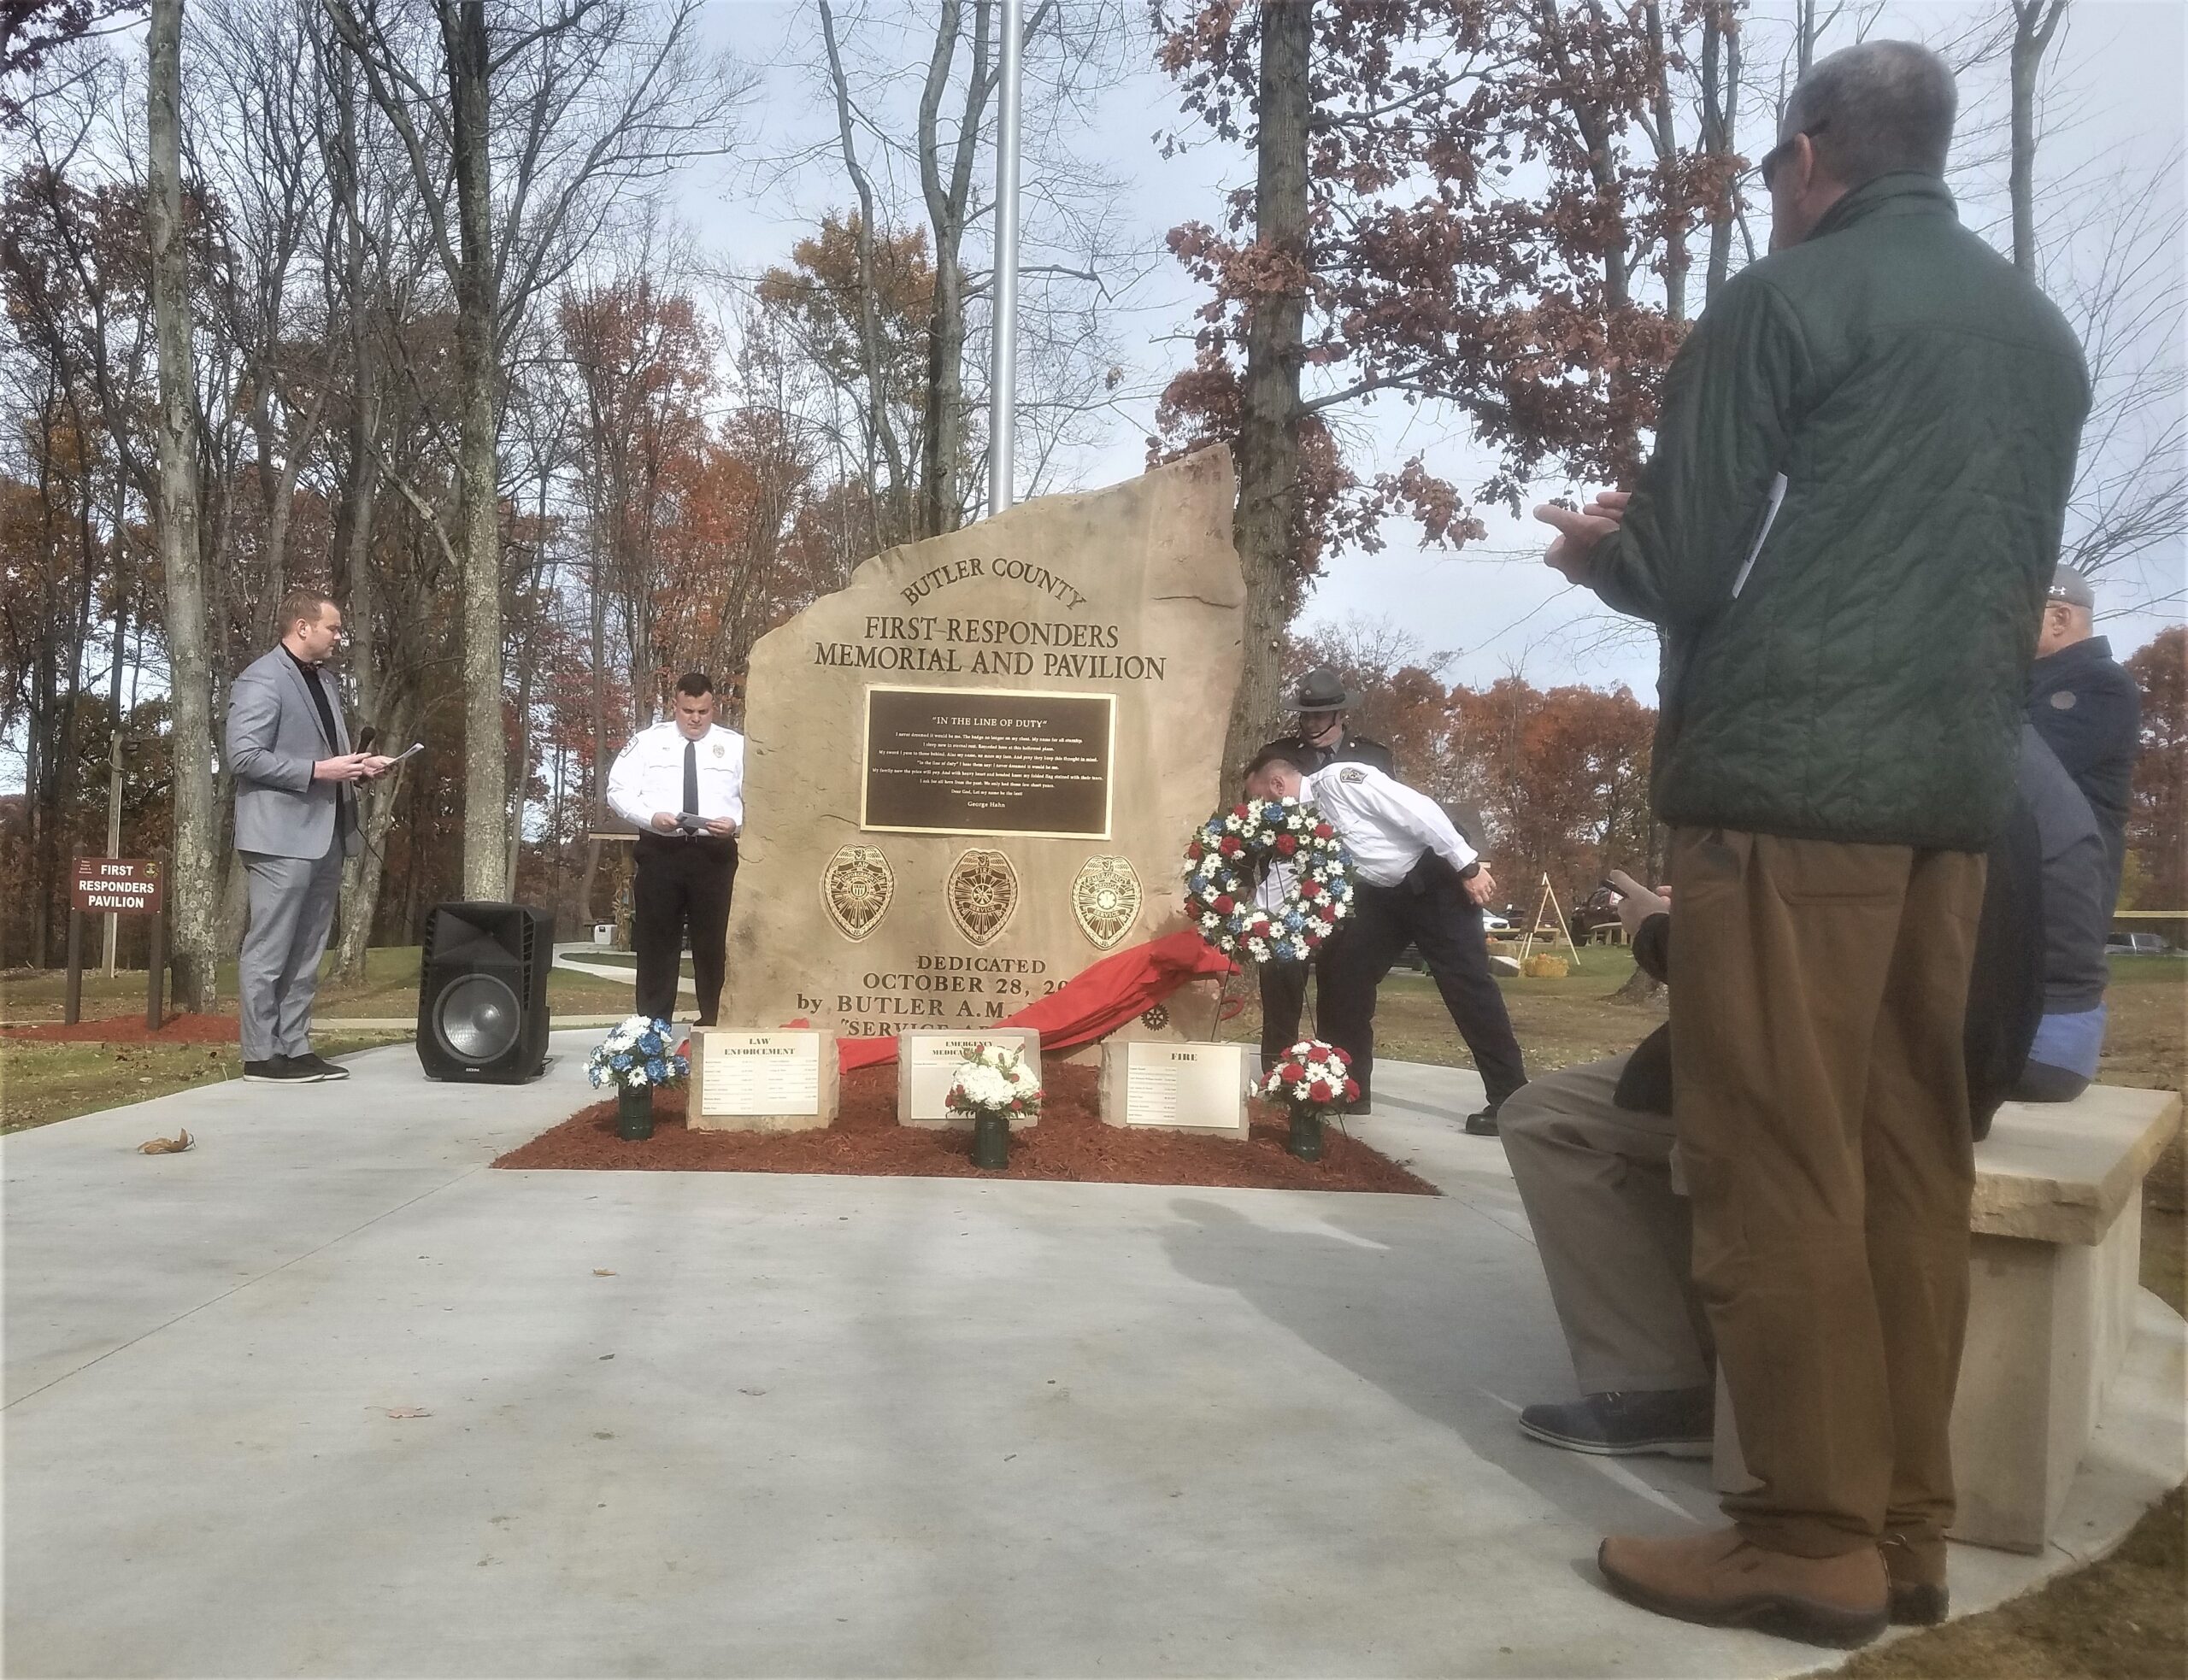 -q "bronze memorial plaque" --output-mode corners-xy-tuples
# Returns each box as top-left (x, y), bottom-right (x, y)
(861, 686), (1115, 839)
